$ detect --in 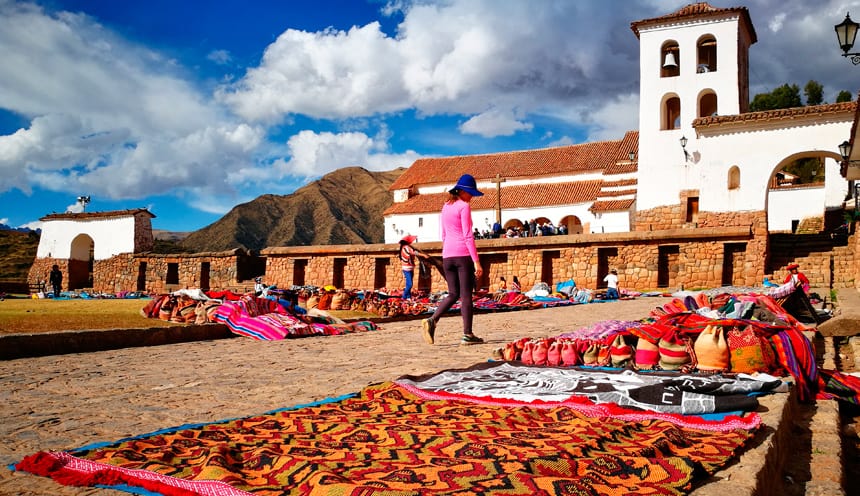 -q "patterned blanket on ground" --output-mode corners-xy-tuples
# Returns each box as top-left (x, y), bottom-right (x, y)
(16, 366), (760, 496)
(397, 361), (778, 417)
(213, 295), (378, 340)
